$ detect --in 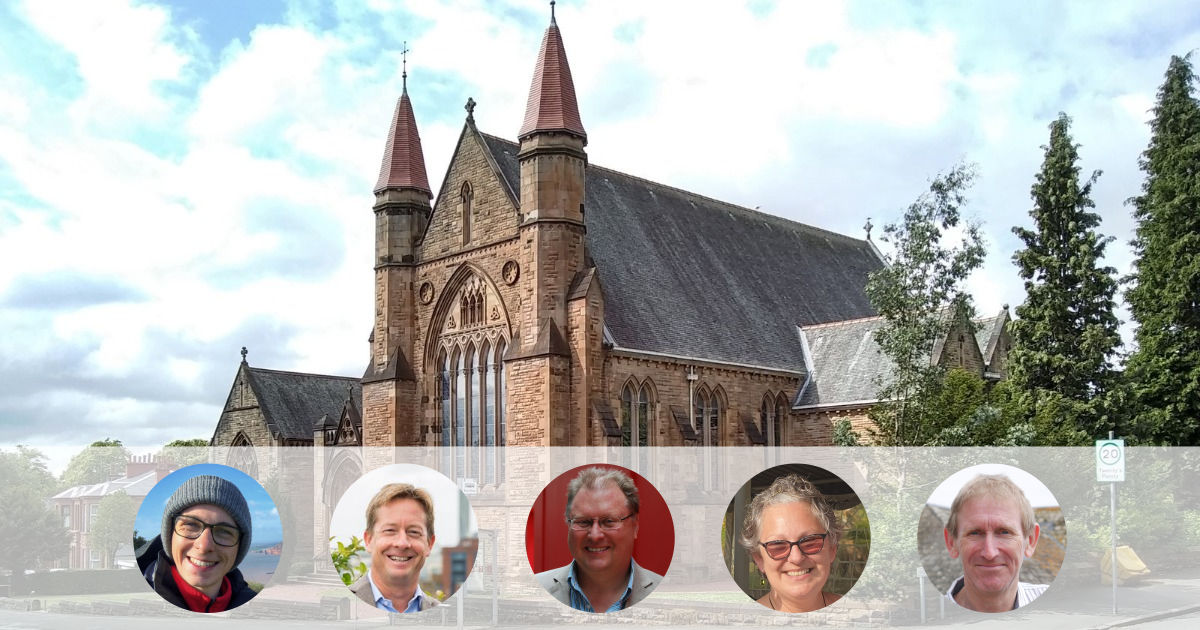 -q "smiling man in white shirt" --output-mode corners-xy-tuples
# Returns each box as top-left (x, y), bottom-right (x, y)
(943, 474), (1048, 612)
(349, 483), (440, 612)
